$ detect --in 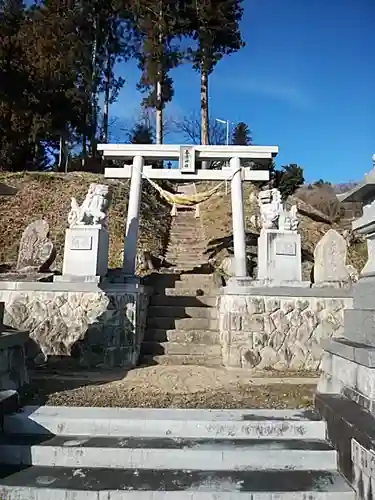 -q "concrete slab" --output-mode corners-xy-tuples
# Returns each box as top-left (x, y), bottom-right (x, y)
(4, 406), (326, 440)
(0, 466), (355, 499)
(0, 435), (337, 471)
